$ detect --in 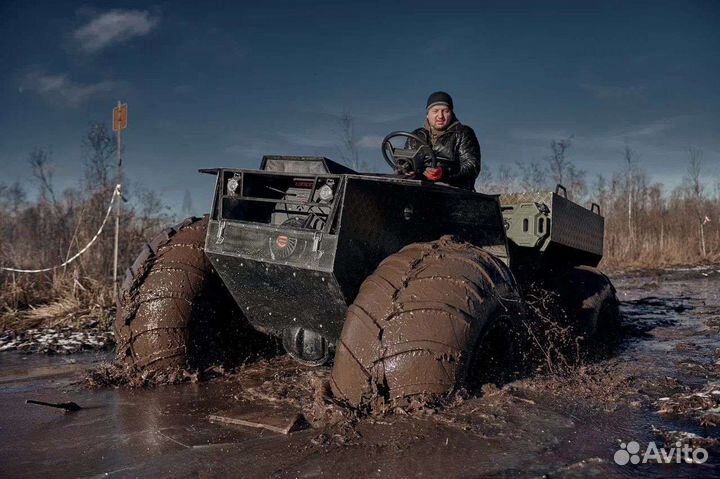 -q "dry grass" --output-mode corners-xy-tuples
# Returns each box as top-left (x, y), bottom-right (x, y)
(2, 127), (719, 335)
(0, 274), (114, 332)
(602, 252), (720, 273)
